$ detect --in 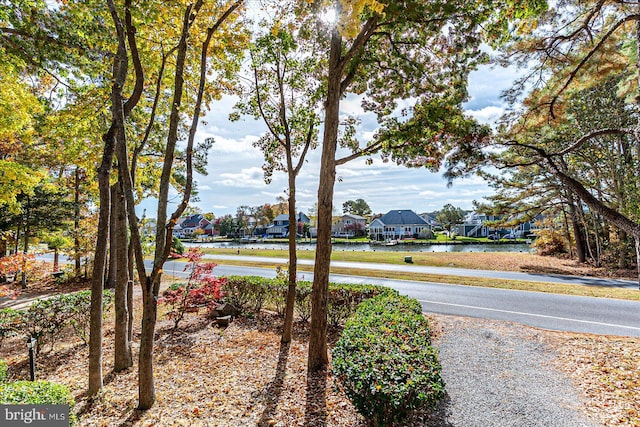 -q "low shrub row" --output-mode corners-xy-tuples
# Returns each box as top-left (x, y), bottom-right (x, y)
(0, 290), (113, 353)
(221, 275), (392, 325)
(332, 293), (445, 426)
